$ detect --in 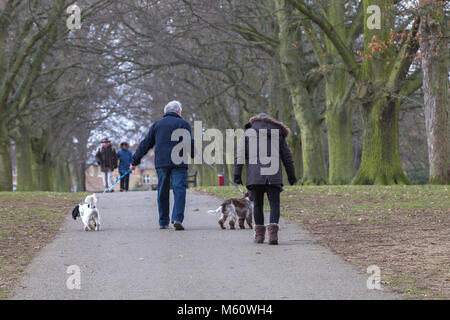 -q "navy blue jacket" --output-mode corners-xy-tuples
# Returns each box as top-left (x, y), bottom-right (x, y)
(132, 112), (194, 169)
(117, 149), (133, 173)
